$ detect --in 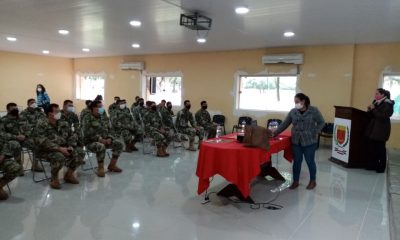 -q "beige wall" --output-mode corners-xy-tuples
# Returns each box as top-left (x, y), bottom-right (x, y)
(0, 51), (73, 111)
(0, 43), (399, 147)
